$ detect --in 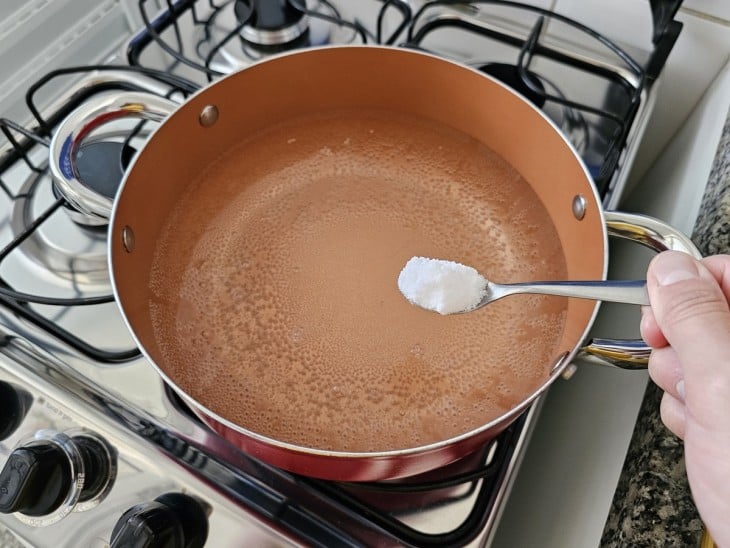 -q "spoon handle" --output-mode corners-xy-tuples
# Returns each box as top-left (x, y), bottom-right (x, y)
(490, 279), (649, 305)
